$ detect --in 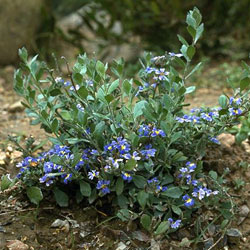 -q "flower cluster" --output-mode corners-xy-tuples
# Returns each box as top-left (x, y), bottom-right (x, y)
(138, 124), (166, 137)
